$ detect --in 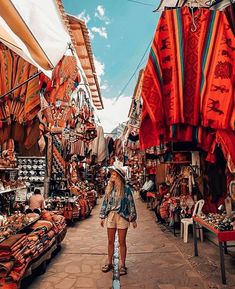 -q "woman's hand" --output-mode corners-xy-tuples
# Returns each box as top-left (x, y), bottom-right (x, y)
(132, 221), (137, 229)
(100, 219), (105, 227)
